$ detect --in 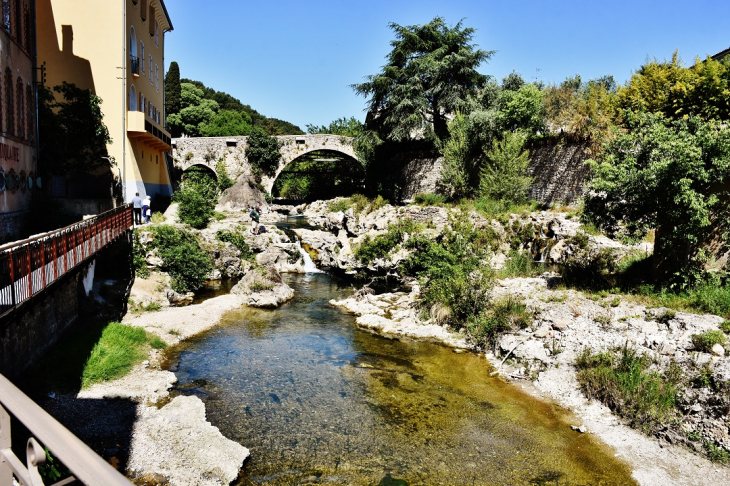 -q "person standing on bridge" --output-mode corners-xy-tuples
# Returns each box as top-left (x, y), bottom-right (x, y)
(132, 192), (143, 225)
